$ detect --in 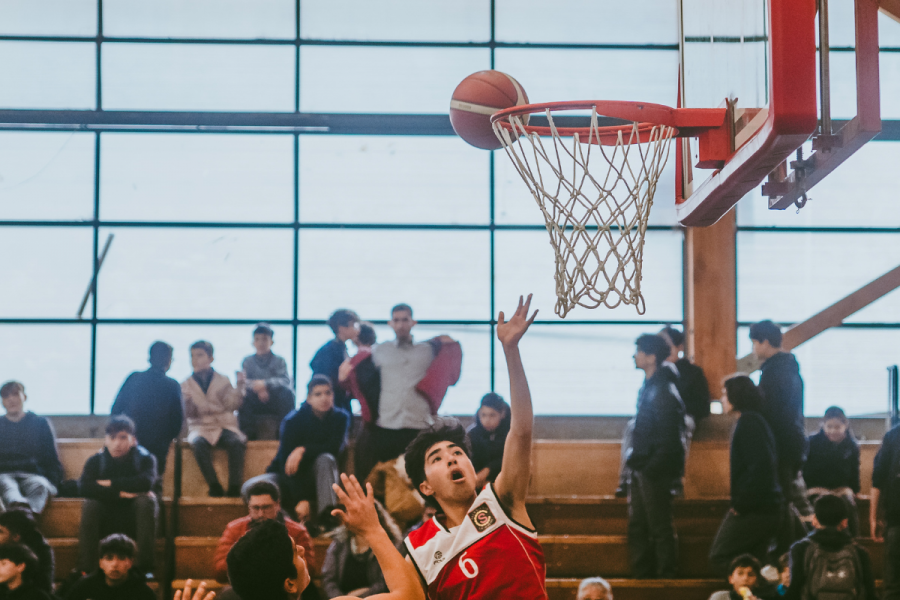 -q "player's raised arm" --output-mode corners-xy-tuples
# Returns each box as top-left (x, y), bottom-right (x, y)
(494, 294), (538, 521)
(331, 474), (425, 600)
